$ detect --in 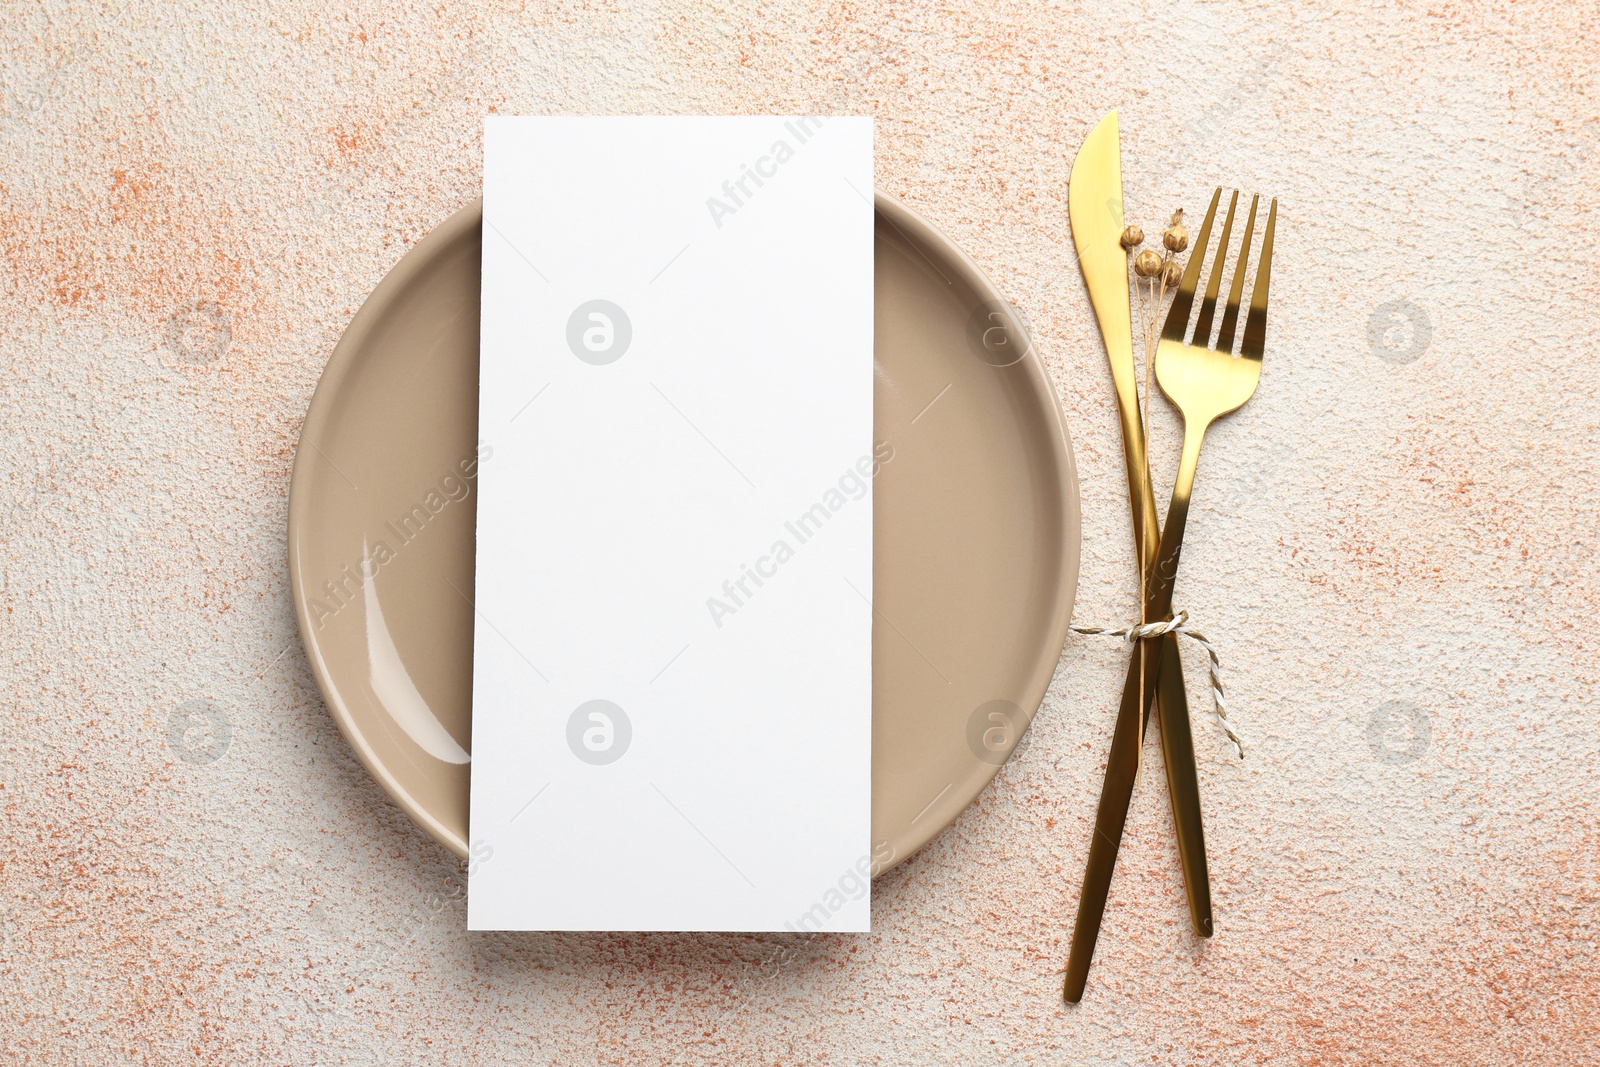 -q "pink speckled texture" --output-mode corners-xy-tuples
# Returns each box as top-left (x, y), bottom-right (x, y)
(2, 1), (1597, 1063)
